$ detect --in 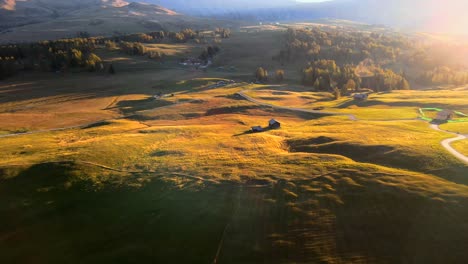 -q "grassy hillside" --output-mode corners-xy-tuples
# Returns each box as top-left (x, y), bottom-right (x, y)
(0, 1), (235, 43)
(453, 140), (468, 157)
(1, 76), (467, 263)
(0, 27), (467, 263)
(440, 122), (468, 134)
